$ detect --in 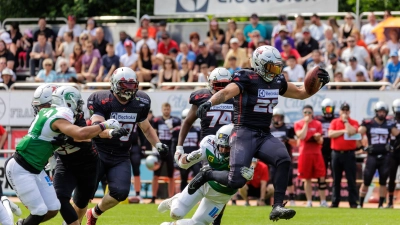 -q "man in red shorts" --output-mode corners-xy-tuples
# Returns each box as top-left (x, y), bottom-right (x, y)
(294, 105), (327, 207)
